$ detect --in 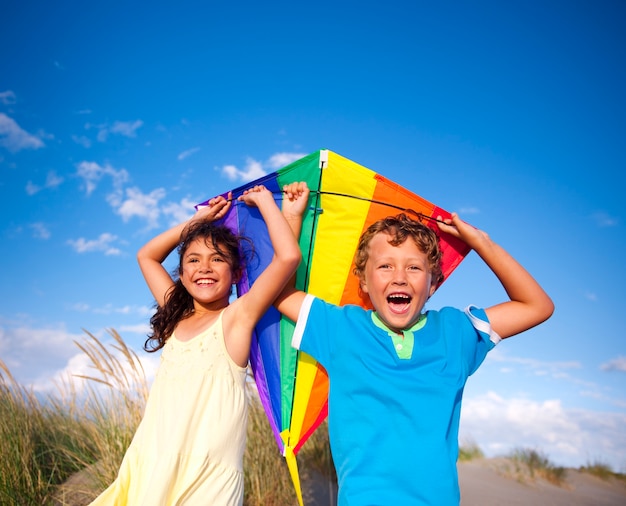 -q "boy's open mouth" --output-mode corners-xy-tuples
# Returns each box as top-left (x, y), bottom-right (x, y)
(387, 293), (411, 310)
